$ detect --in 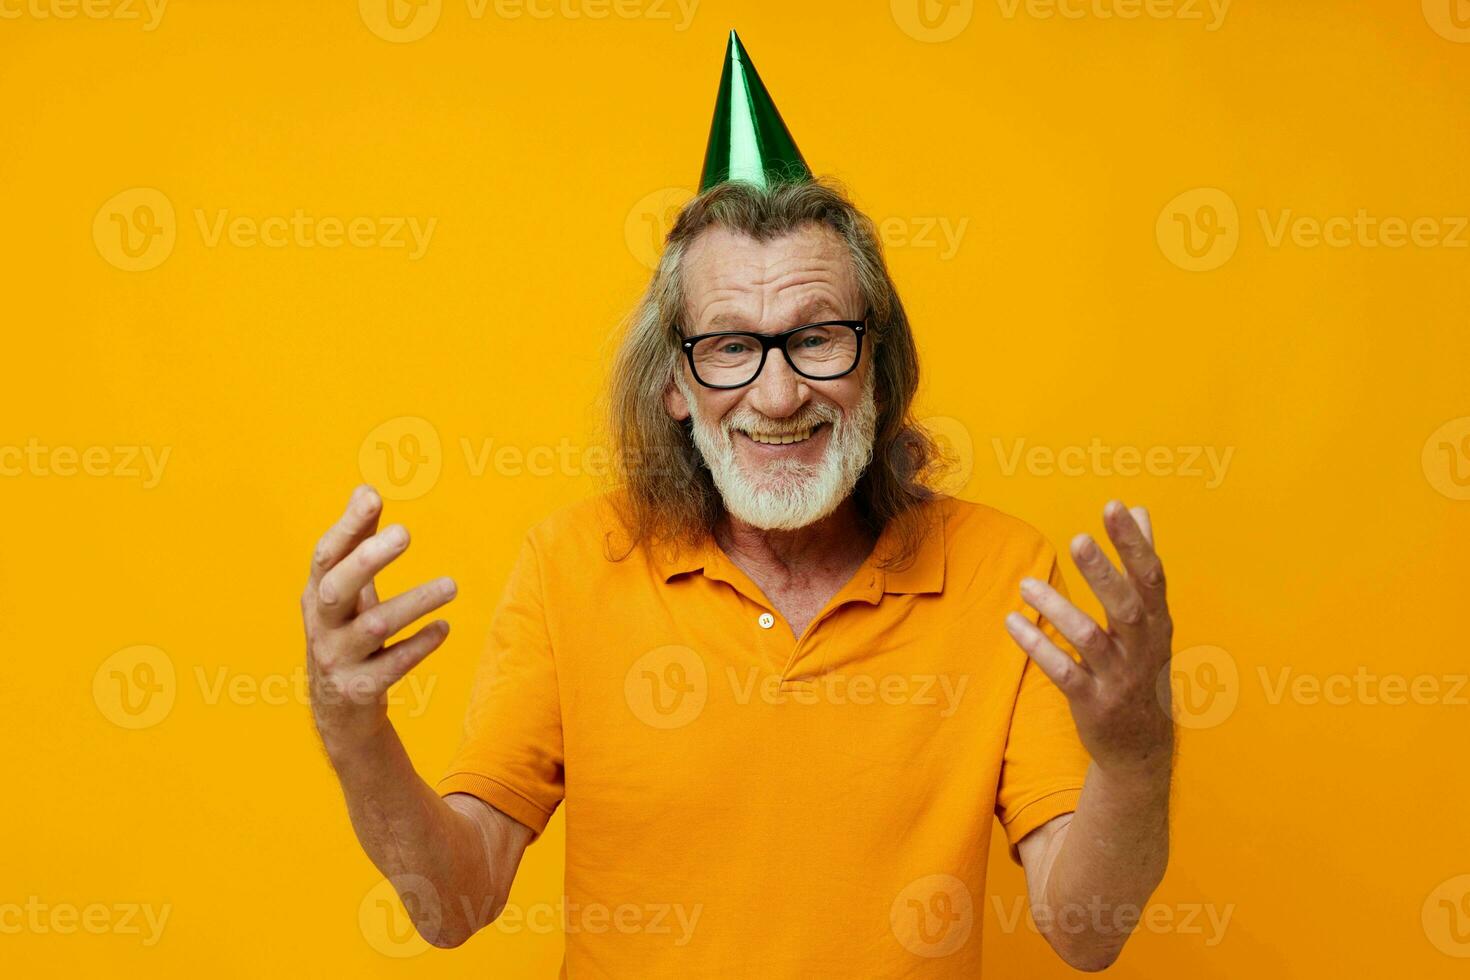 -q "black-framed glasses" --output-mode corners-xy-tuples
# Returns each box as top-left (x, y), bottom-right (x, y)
(680, 315), (868, 390)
